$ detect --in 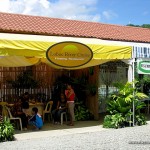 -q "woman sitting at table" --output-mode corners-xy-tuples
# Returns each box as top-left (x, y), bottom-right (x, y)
(52, 93), (67, 124)
(14, 92), (30, 130)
